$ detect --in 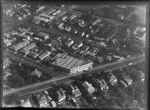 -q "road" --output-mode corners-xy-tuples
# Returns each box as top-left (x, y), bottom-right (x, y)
(3, 53), (145, 98)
